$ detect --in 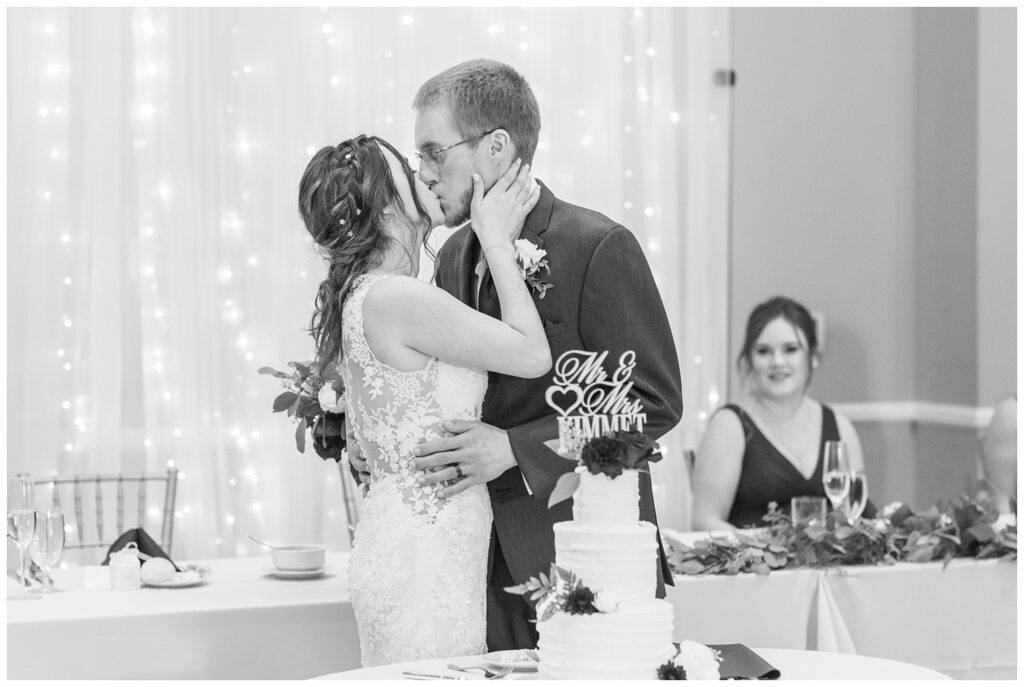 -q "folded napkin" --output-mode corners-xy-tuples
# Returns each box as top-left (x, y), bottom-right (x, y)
(709, 644), (781, 680)
(101, 528), (181, 572)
